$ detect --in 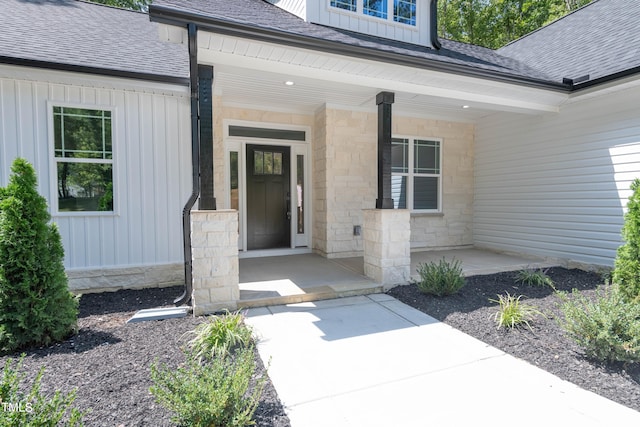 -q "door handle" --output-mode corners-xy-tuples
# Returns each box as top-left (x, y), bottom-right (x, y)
(287, 211), (291, 220)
